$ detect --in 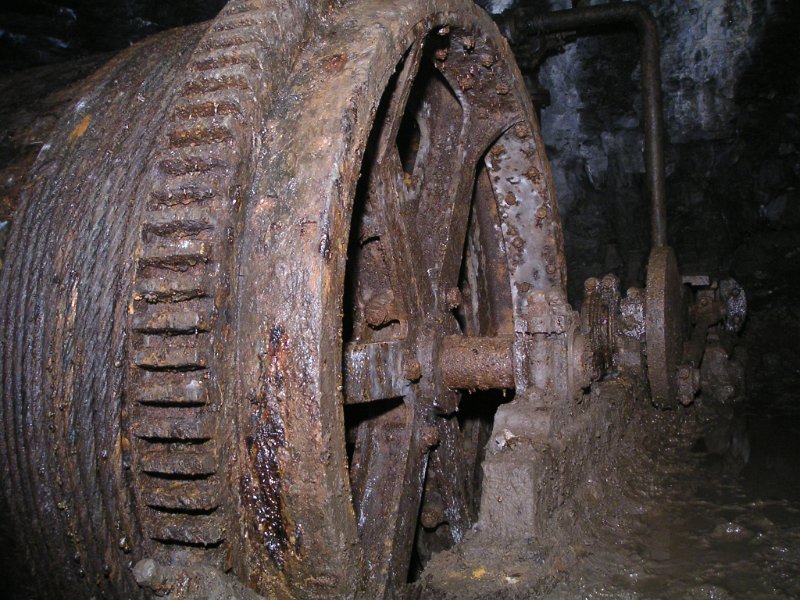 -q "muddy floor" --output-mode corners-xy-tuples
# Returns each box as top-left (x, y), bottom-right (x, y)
(544, 404), (800, 599)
